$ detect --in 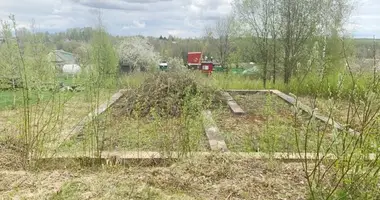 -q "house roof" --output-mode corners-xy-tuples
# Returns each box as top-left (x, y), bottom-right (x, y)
(49, 50), (76, 64)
